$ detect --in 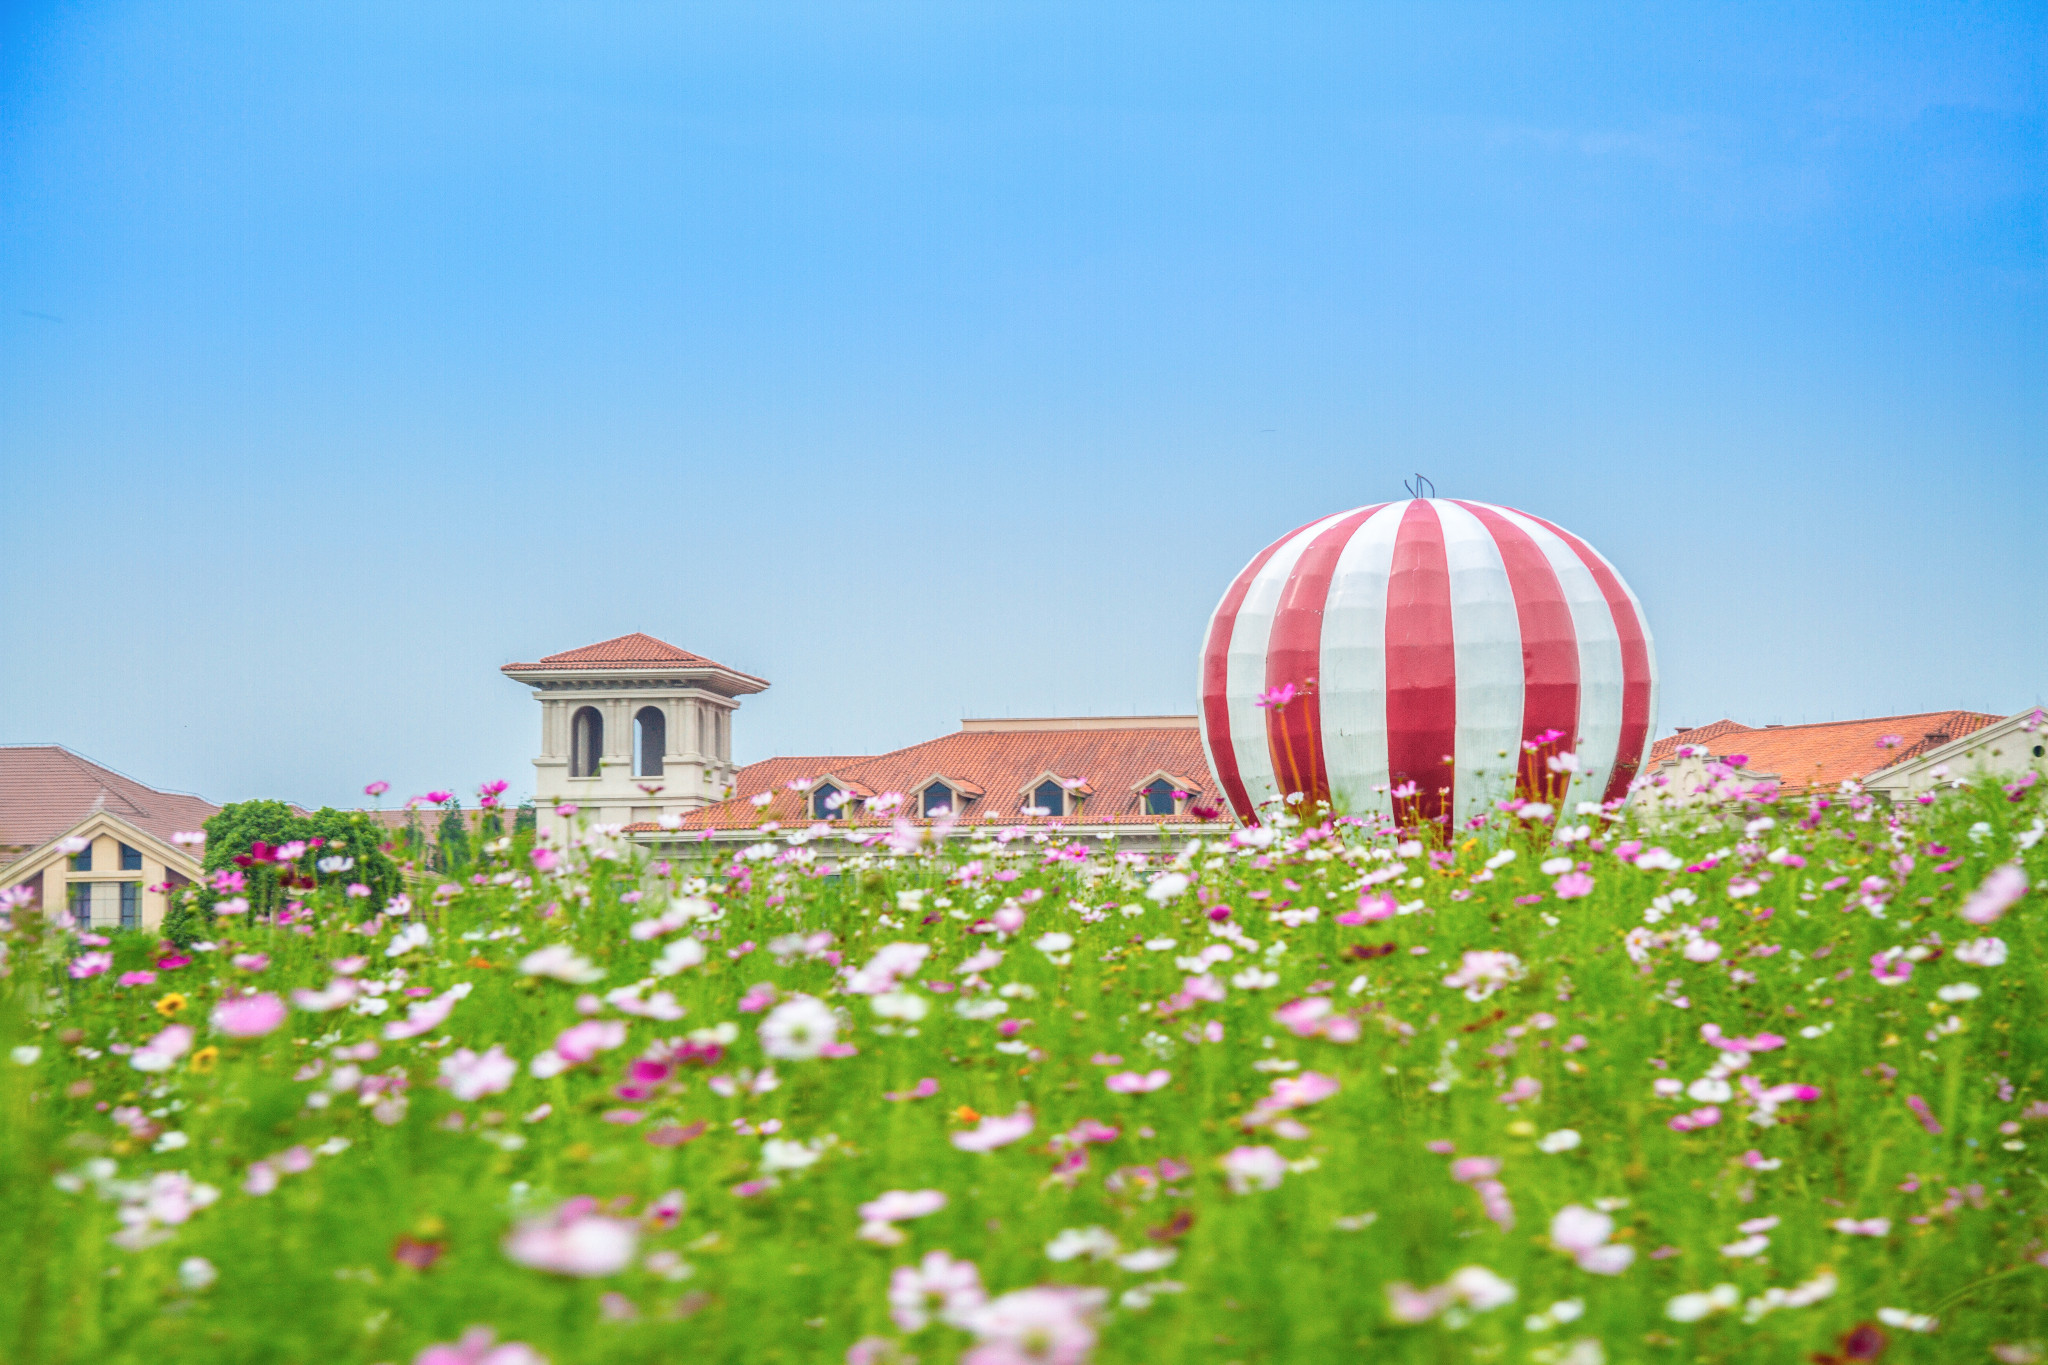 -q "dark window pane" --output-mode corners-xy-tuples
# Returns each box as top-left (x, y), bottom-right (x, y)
(69, 882), (90, 929)
(1144, 780), (1176, 816)
(120, 882), (140, 931)
(635, 707), (666, 777)
(70, 843), (92, 872)
(1033, 780), (1064, 816)
(923, 784), (953, 816)
(572, 707), (604, 777)
(813, 784), (840, 819)
(120, 842), (143, 871)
